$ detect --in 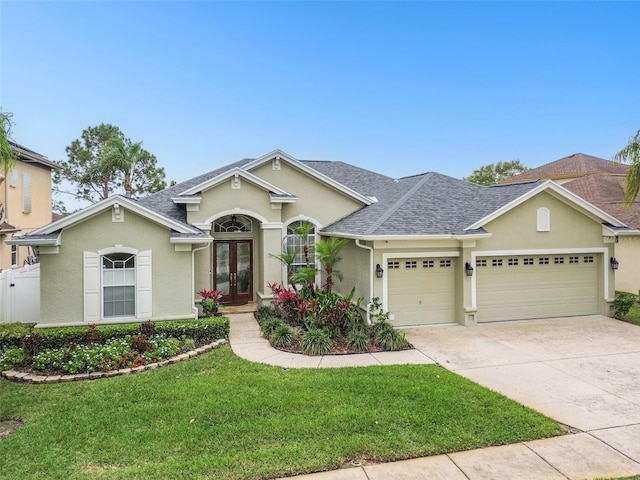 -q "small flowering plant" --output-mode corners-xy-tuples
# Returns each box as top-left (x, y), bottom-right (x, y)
(199, 289), (223, 317)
